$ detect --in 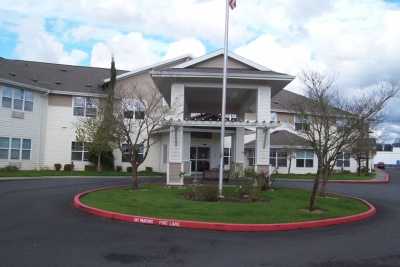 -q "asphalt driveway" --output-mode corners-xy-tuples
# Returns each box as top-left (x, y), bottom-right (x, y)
(0, 169), (399, 267)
